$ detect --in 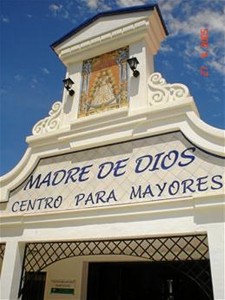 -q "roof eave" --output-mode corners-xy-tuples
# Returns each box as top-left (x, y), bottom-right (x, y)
(51, 4), (168, 52)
